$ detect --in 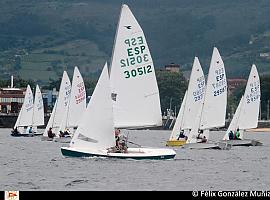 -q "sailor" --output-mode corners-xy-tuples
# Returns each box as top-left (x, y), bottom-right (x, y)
(48, 127), (55, 138)
(13, 126), (19, 134)
(177, 130), (185, 140)
(201, 136), (207, 143)
(196, 129), (203, 139)
(29, 126), (33, 134)
(113, 129), (121, 153)
(63, 128), (70, 137)
(228, 130), (234, 140)
(12, 127), (19, 135)
(119, 135), (128, 153)
(235, 128), (241, 140)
